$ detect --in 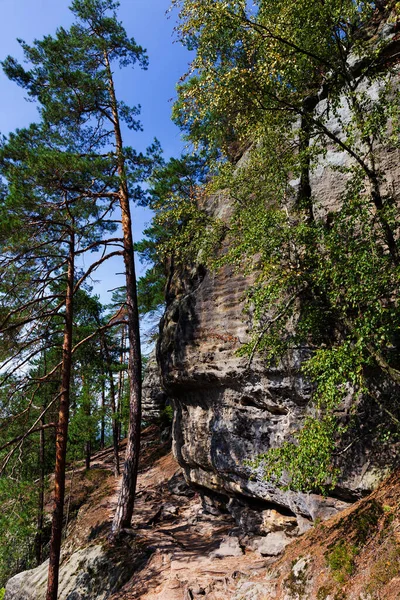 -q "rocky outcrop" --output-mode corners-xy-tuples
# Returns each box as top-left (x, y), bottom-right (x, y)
(157, 228), (354, 526)
(4, 544), (138, 600)
(142, 349), (168, 424)
(157, 69), (400, 531)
